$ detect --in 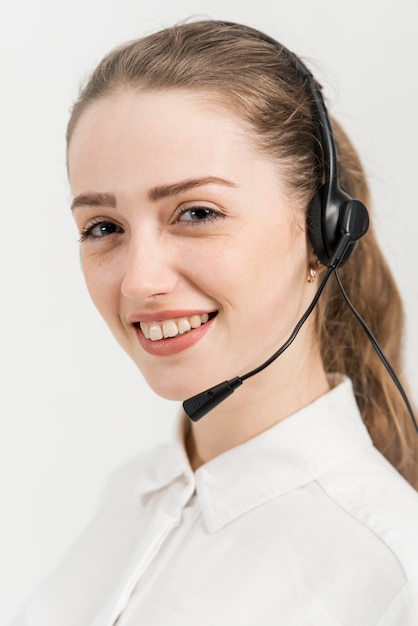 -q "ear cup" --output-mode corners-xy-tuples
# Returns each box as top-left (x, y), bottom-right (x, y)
(307, 184), (364, 267)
